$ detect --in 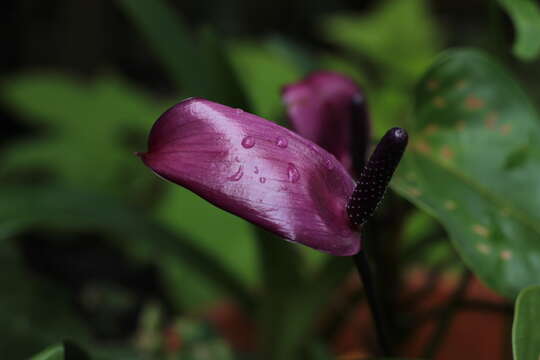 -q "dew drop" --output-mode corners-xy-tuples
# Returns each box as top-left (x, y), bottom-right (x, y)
(227, 165), (244, 181)
(235, 108), (244, 115)
(254, 166), (259, 174)
(259, 177), (266, 184)
(275, 136), (288, 148)
(287, 163), (300, 183)
(241, 136), (255, 149)
(324, 159), (334, 170)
